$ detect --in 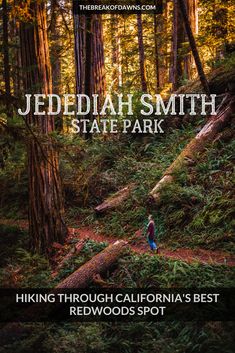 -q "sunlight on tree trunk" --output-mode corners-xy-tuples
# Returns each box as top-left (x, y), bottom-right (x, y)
(137, 13), (147, 92)
(178, 0), (210, 96)
(19, 0), (67, 254)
